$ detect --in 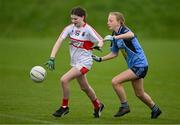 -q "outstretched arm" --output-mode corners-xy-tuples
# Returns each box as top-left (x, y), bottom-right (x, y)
(101, 52), (118, 61)
(50, 36), (64, 58)
(92, 52), (118, 62)
(45, 36), (64, 70)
